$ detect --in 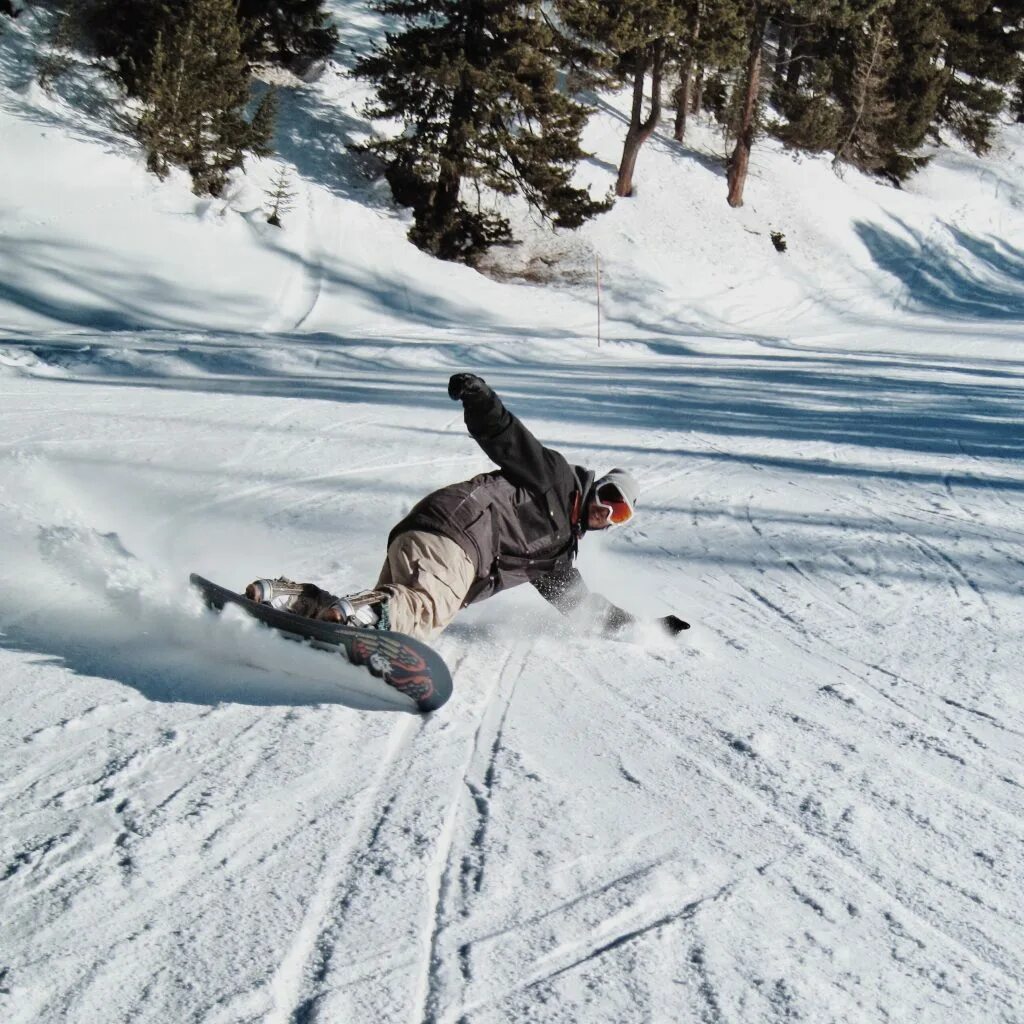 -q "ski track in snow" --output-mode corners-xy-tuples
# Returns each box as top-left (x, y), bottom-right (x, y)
(2, 4), (1024, 1021)
(257, 715), (420, 1024)
(1, 348), (1022, 1022)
